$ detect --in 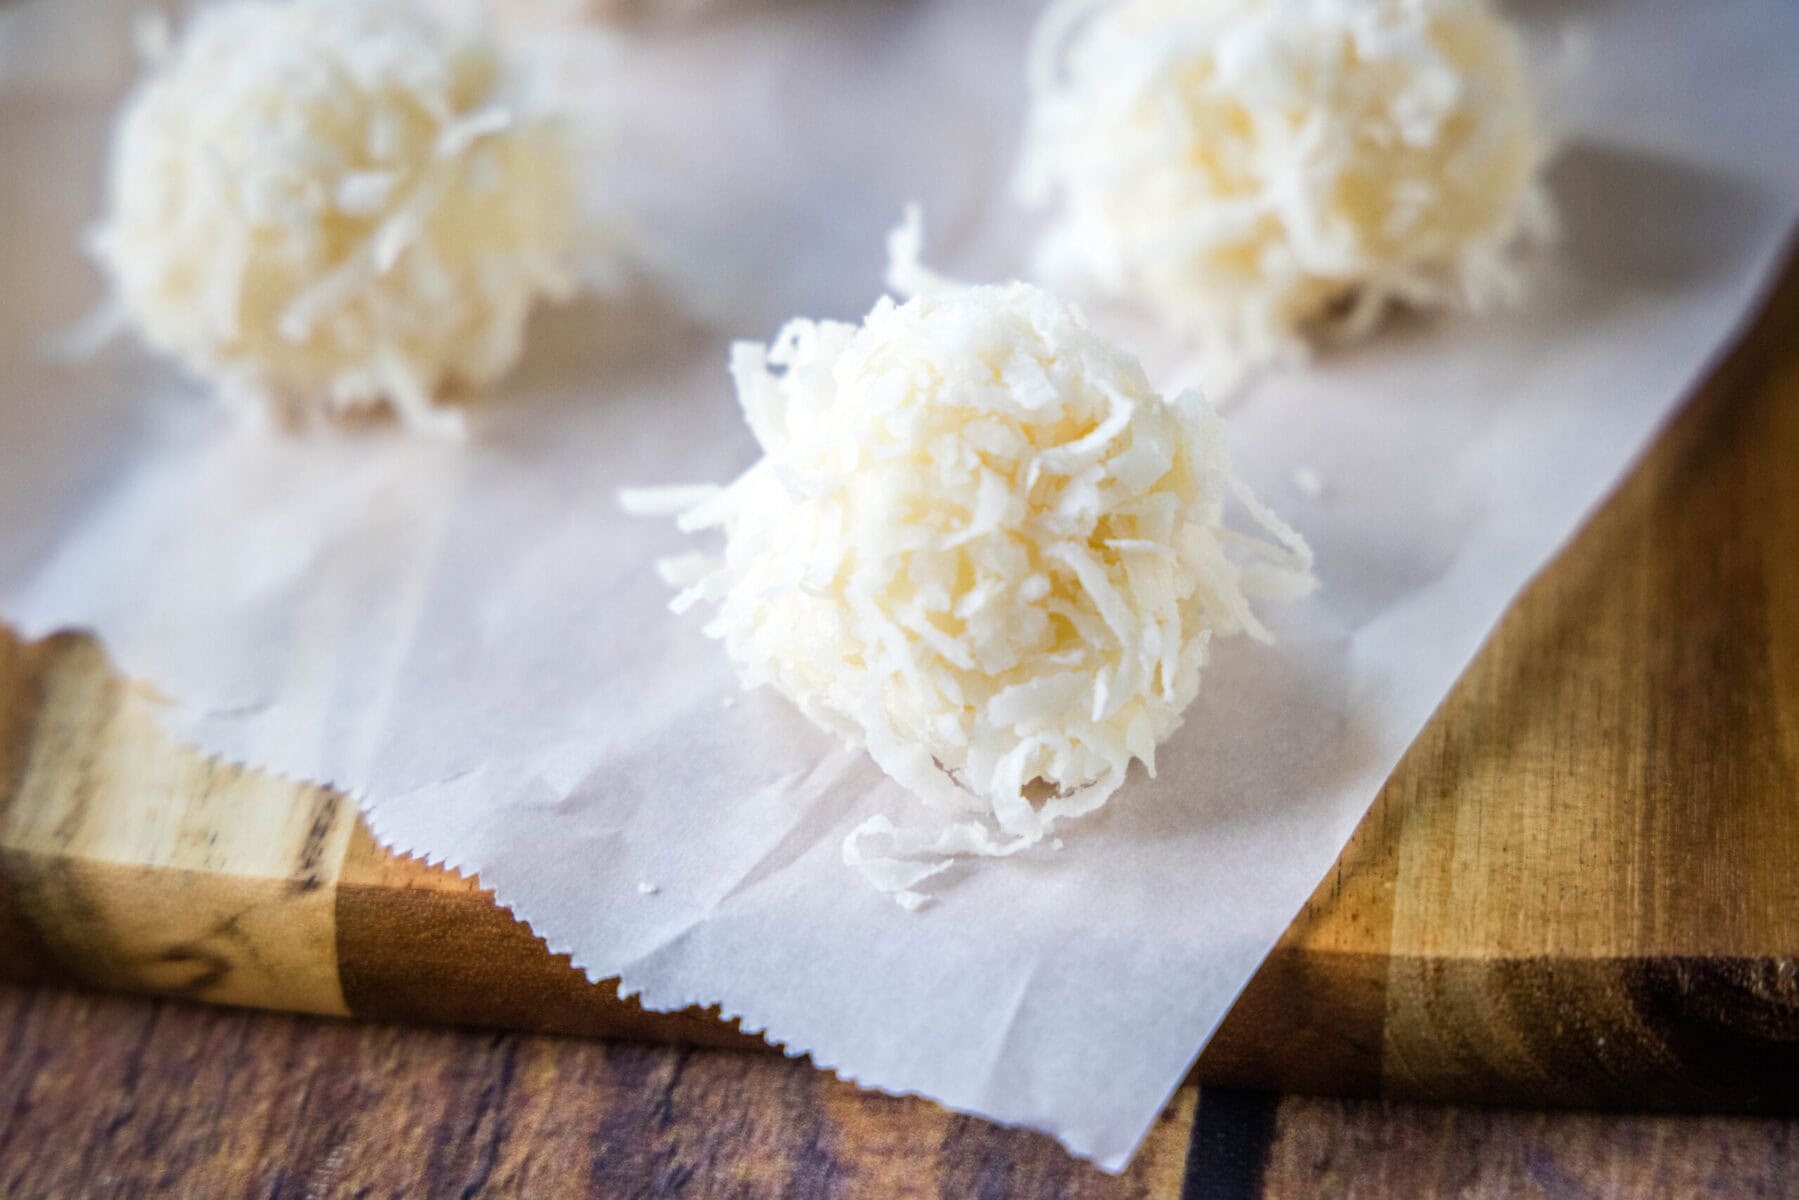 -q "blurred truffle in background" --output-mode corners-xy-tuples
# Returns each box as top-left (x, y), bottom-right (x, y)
(92, 0), (583, 435)
(1018, 0), (1554, 392)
